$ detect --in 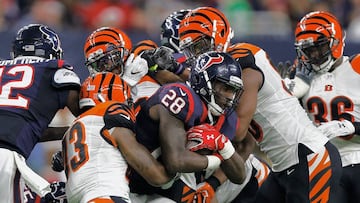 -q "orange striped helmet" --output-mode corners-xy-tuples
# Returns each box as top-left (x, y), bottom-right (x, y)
(79, 72), (132, 109)
(84, 27), (132, 75)
(294, 11), (345, 73)
(131, 39), (158, 57)
(179, 7), (233, 61)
